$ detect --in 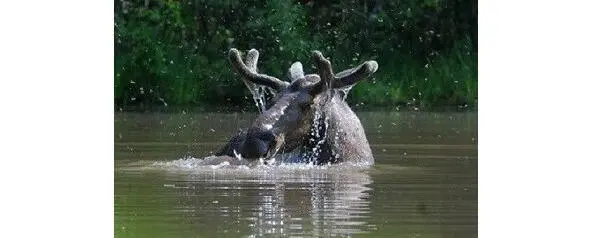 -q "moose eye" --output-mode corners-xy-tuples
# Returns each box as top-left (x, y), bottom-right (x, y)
(294, 94), (313, 110)
(299, 103), (310, 111)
